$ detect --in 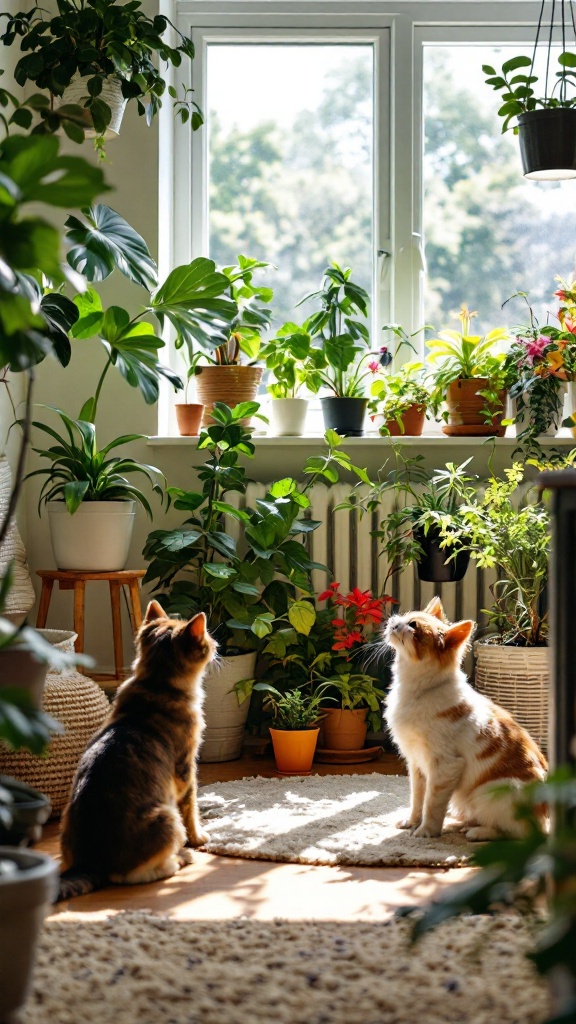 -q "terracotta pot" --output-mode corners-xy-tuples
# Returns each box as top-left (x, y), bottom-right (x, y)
(443, 380), (506, 437)
(382, 403), (426, 436)
(175, 403), (204, 436)
(269, 727), (319, 774)
(195, 366), (263, 426)
(321, 707), (368, 751)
